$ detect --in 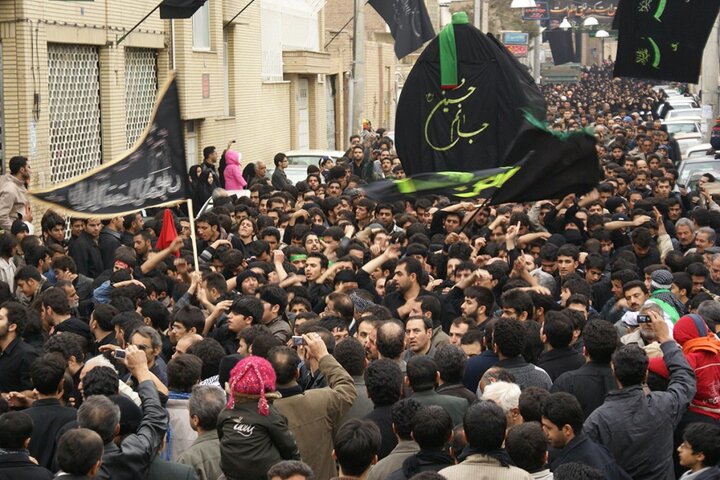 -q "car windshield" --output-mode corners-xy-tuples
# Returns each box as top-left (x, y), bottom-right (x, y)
(287, 156), (321, 166)
(666, 123), (698, 134)
(667, 110), (701, 119)
(679, 162), (720, 183)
